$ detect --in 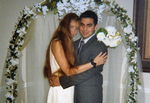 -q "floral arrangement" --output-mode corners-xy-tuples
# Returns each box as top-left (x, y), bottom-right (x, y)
(56, 0), (107, 22)
(96, 26), (122, 47)
(4, 3), (49, 103)
(4, 0), (142, 103)
(110, 2), (141, 103)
